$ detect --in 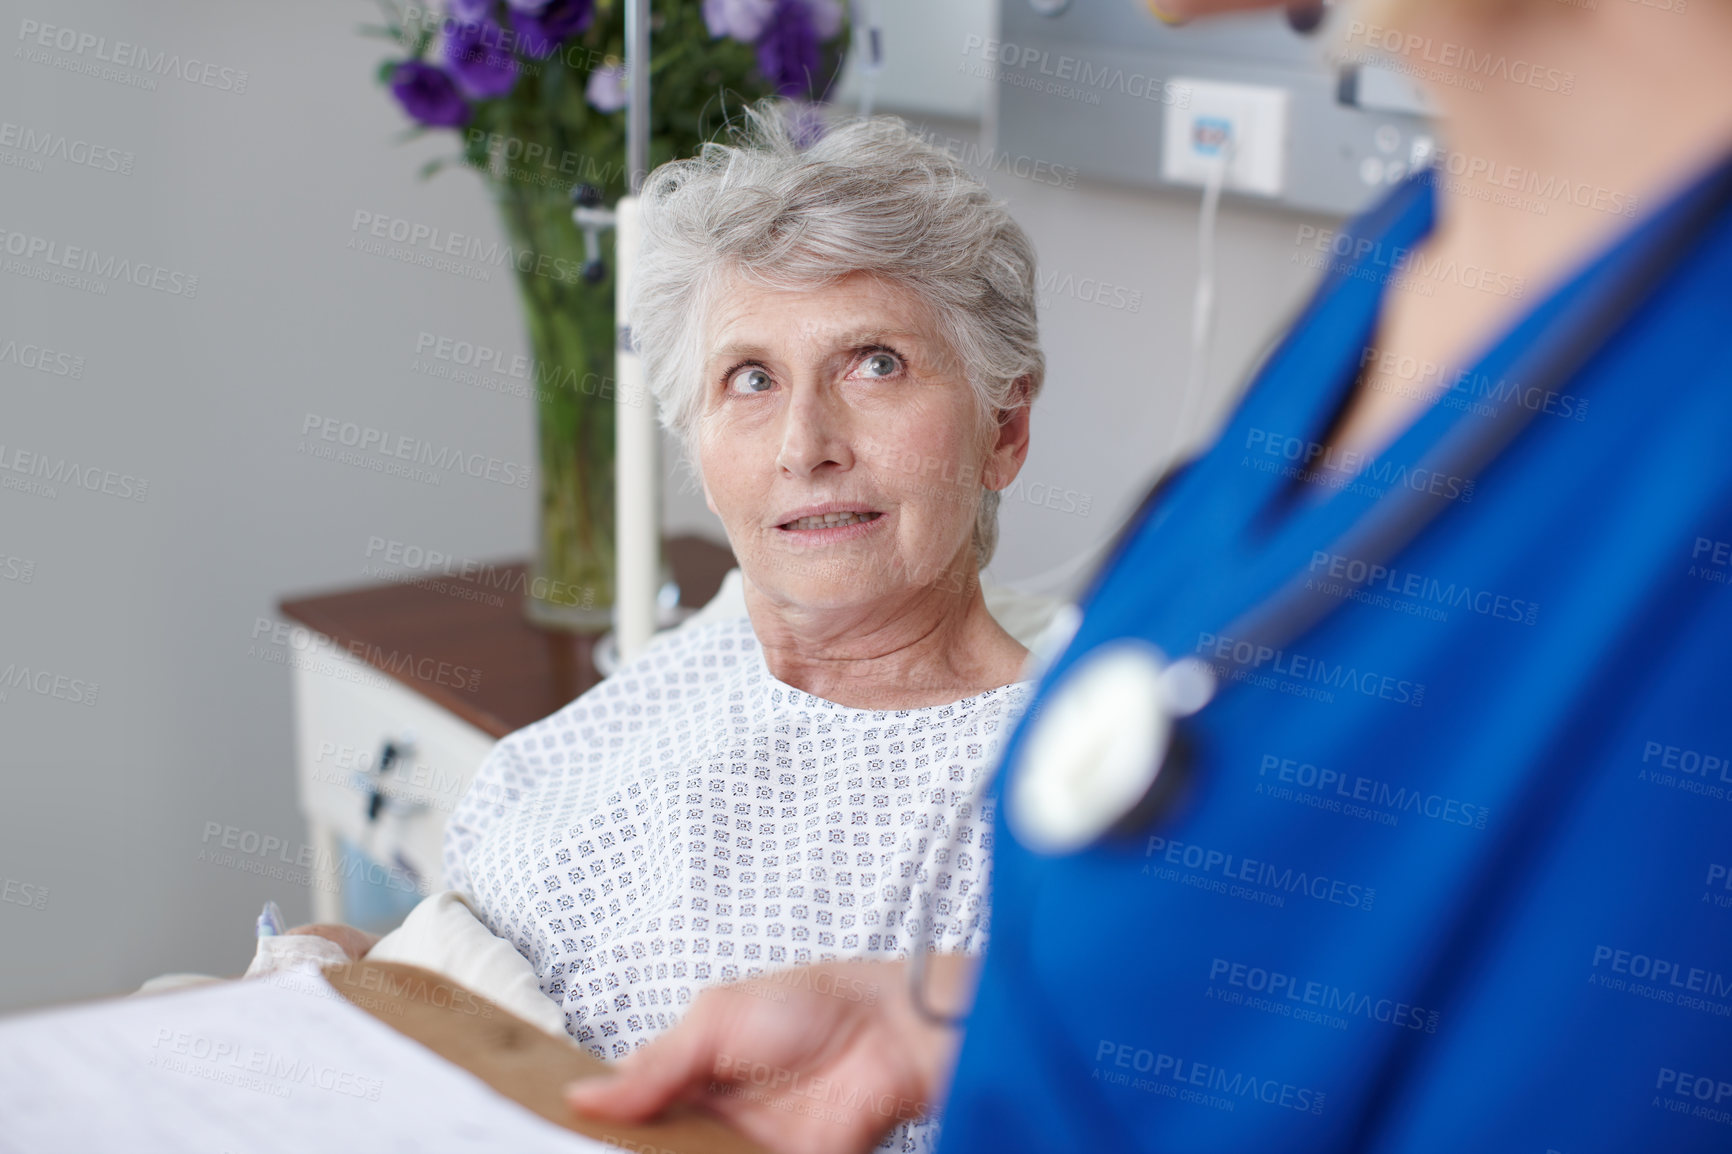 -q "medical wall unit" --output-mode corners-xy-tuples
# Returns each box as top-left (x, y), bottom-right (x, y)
(990, 0), (1435, 215)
